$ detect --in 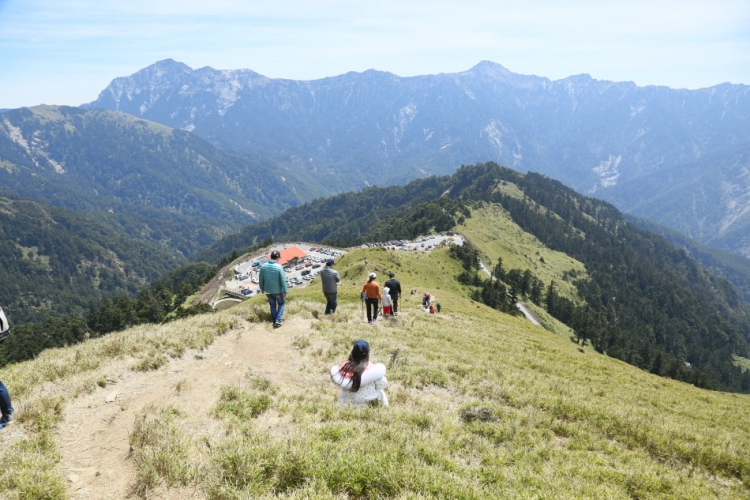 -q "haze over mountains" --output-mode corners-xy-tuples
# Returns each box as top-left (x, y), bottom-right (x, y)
(84, 59), (750, 257)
